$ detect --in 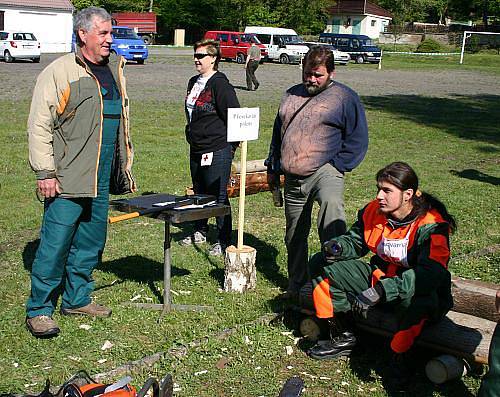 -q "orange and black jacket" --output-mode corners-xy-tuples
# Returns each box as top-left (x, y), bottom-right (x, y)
(334, 200), (453, 316)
